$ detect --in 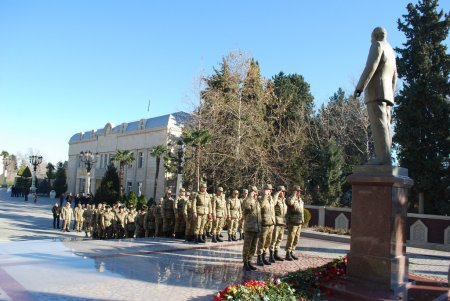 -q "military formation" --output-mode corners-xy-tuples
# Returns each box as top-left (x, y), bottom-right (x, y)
(53, 183), (304, 272)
